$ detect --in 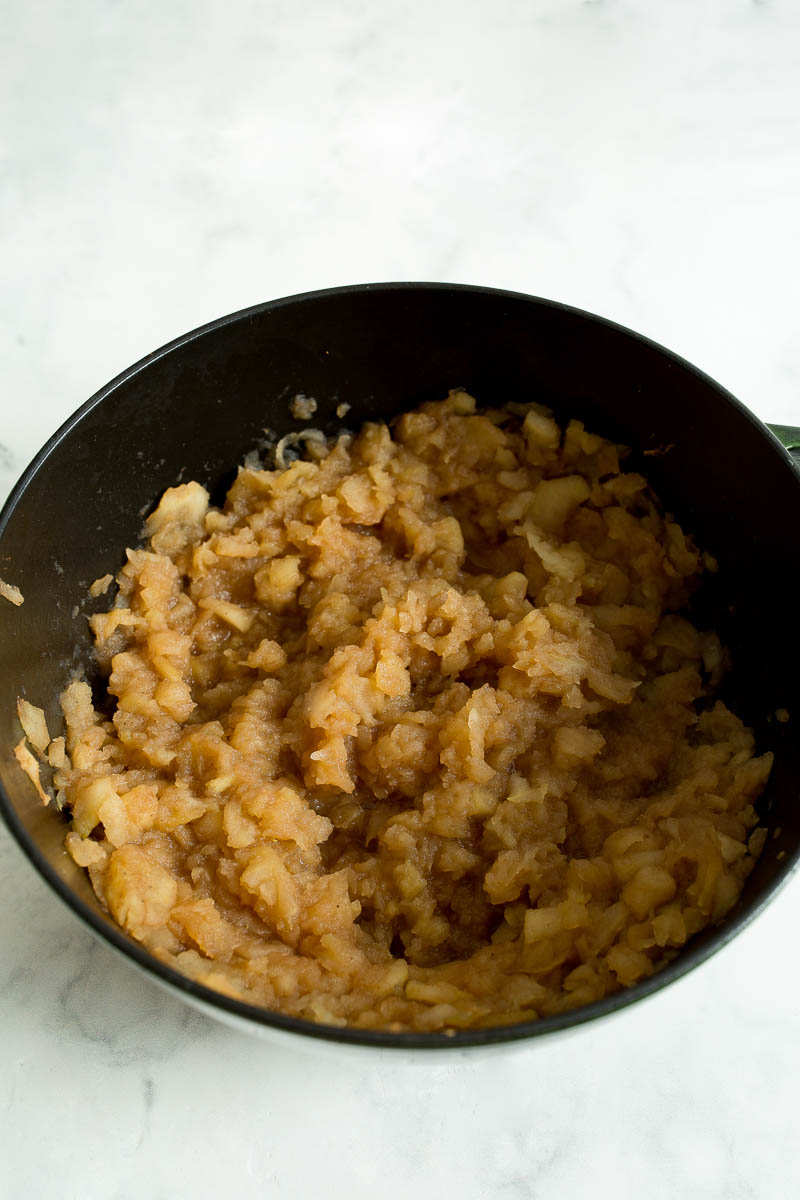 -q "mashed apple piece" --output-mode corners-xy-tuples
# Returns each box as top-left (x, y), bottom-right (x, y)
(51, 391), (771, 1031)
